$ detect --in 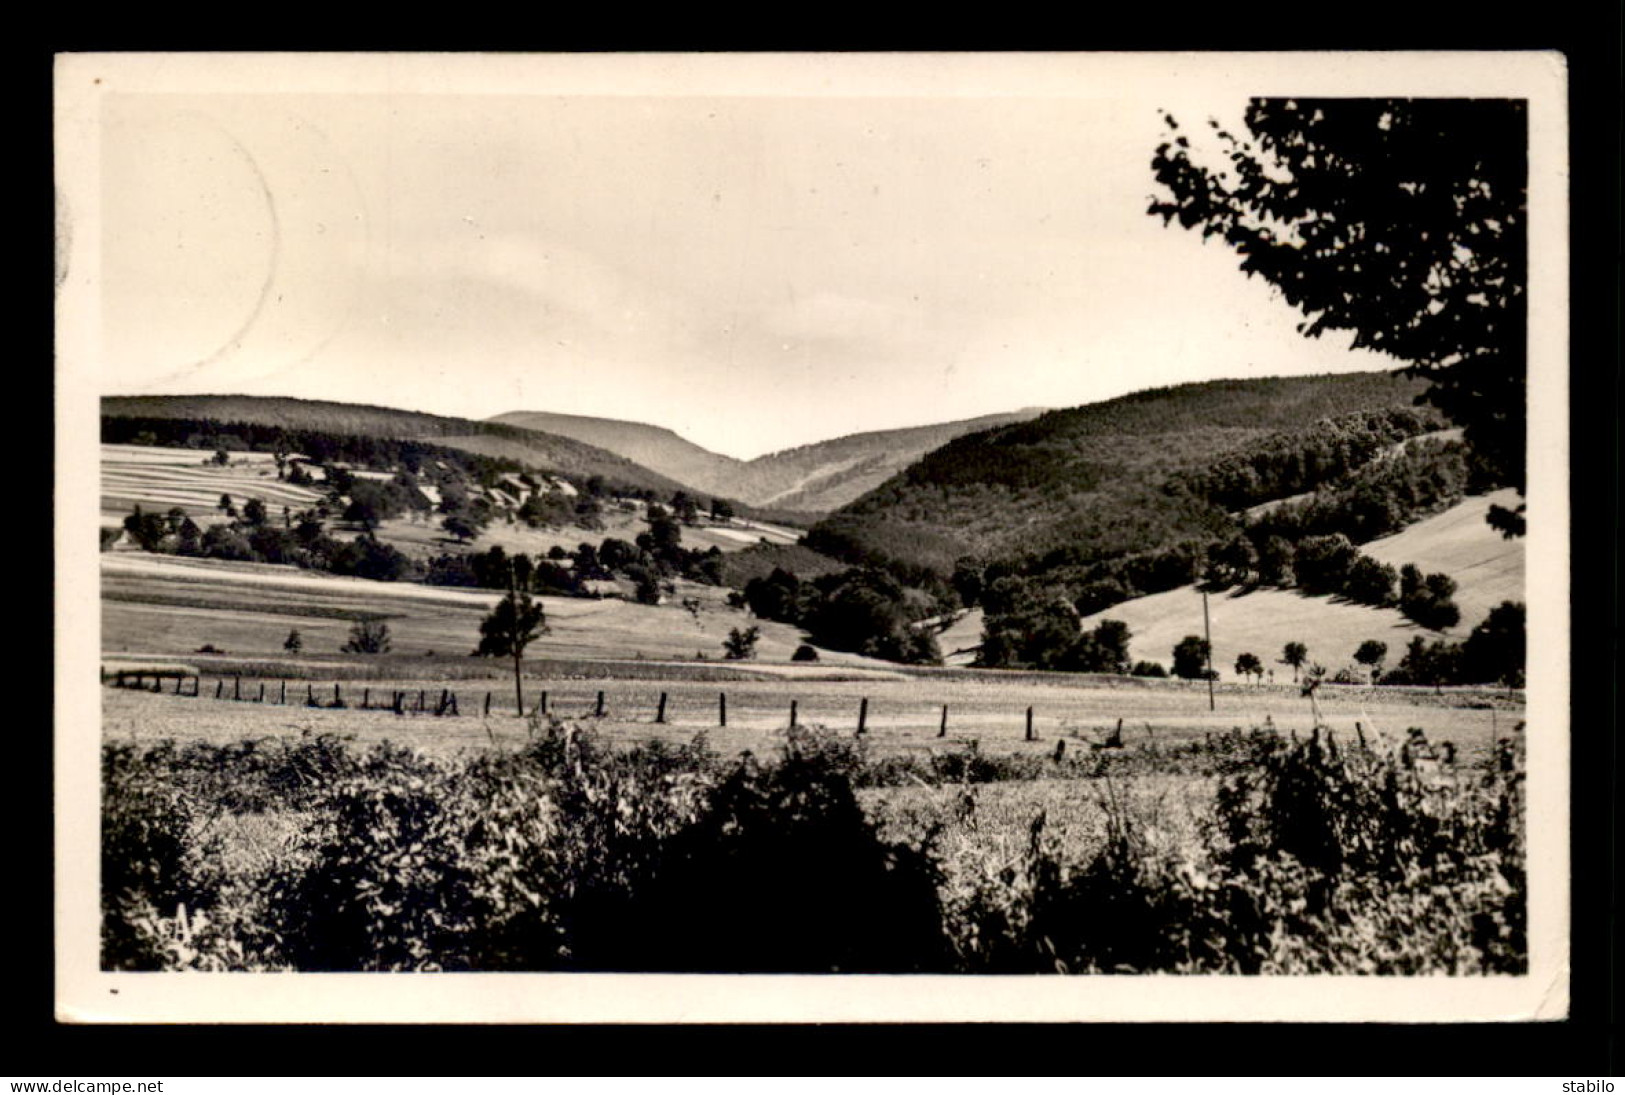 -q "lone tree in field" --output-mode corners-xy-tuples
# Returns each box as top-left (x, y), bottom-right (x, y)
(475, 568), (550, 714)
(1281, 641), (1309, 683)
(283, 628), (303, 655)
(1353, 639), (1388, 683)
(723, 625), (761, 661)
(1172, 635), (1212, 681)
(1234, 651), (1264, 684)
(1151, 98), (1527, 534)
(342, 619), (392, 654)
